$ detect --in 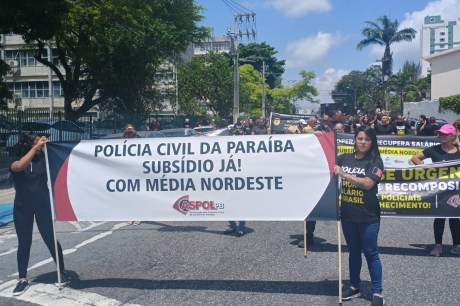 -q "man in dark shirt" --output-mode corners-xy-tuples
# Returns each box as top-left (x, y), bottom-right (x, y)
(317, 115), (334, 132)
(419, 116), (439, 136)
(394, 114), (411, 135)
(373, 114), (394, 135)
